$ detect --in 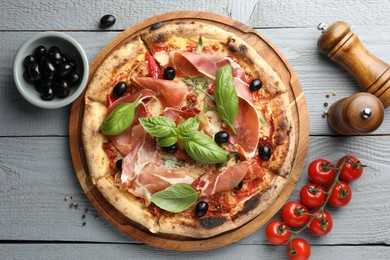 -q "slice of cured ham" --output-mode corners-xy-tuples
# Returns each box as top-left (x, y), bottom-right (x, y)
(192, 160), (251, 197)
(130, 77), (187, 108)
